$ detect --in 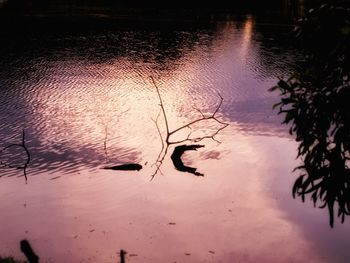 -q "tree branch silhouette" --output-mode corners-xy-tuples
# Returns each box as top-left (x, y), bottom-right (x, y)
(150, 76), (228, 179)
(100, 107), (129, 164)
(270, 2), (350, 227)
(0, 130), (30, 182)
